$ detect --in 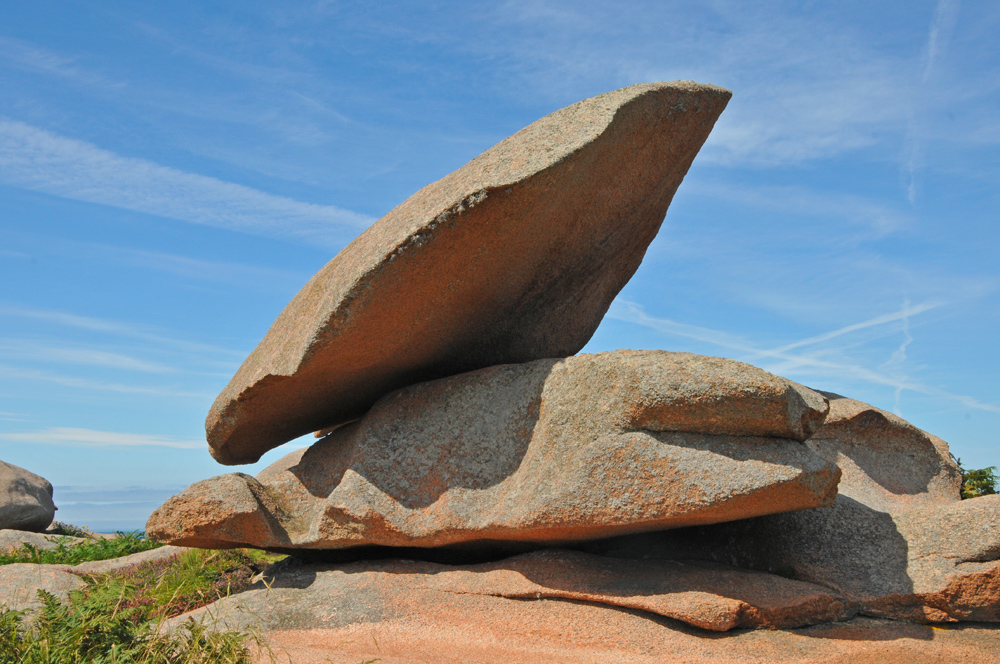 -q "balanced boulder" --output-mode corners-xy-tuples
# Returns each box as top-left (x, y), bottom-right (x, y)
(0, 460), (56, 532)
(206, 81), (731, 465)
(149, 351), (838, 550)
